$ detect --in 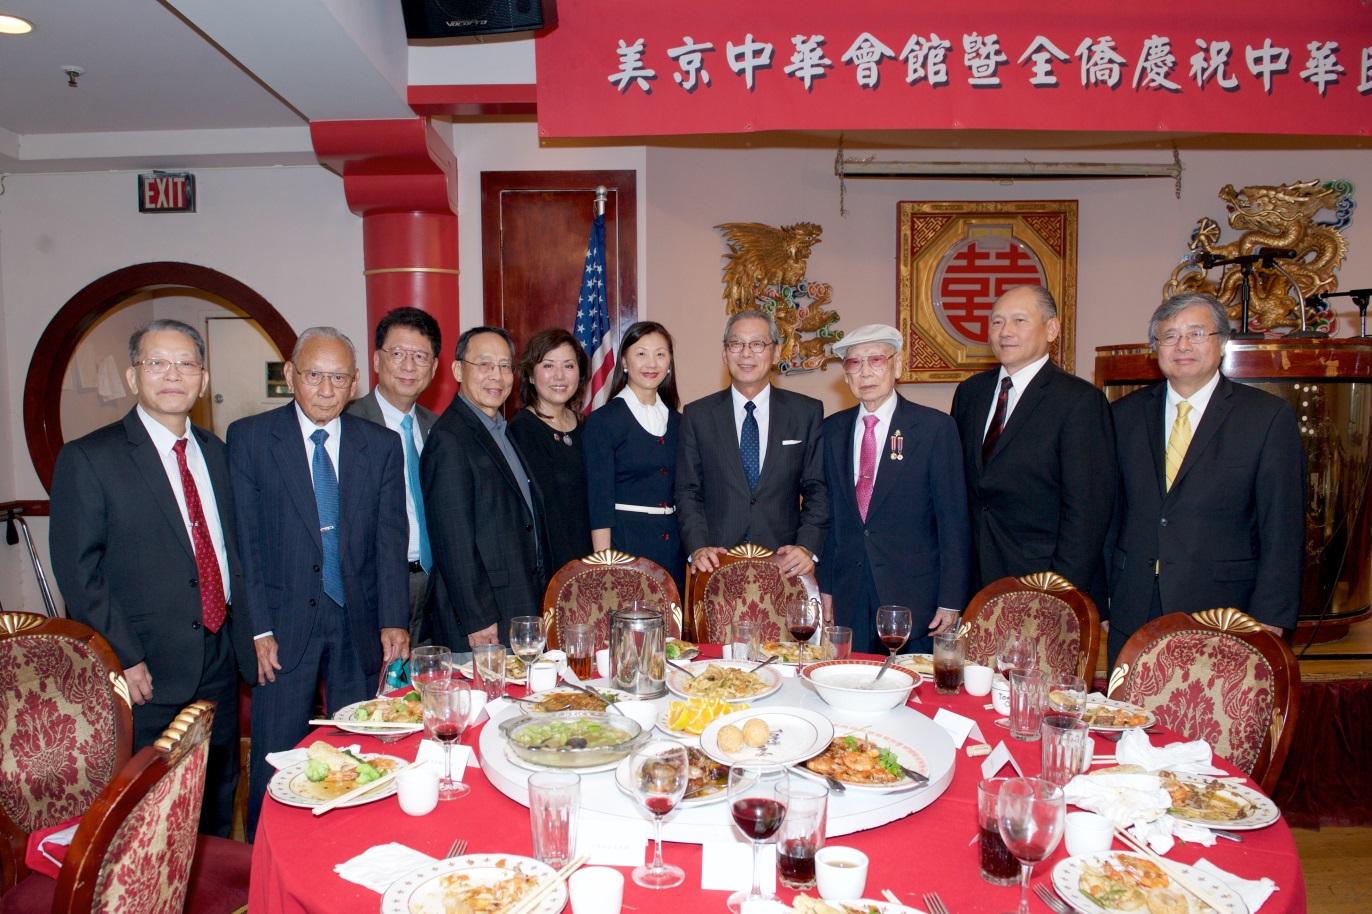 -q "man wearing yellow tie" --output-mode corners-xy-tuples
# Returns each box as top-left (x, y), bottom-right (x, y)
(1106, 292), (1305, 666)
